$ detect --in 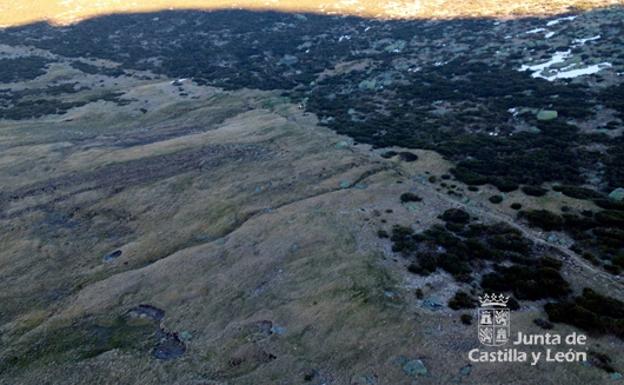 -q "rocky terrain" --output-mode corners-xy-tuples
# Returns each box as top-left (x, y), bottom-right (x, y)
(0, 2), (624, 385)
